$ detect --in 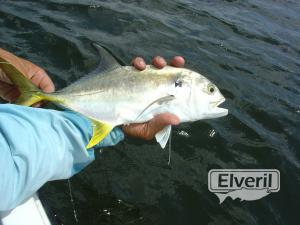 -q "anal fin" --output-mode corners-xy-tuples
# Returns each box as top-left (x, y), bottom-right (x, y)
(86, 118), (113, 149)
(155, 125), (172, 148)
